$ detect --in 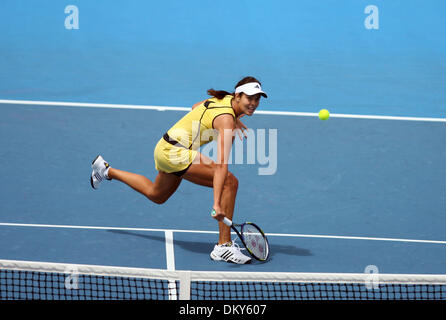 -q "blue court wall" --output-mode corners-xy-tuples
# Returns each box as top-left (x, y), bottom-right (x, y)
(0, 0), (445, 117)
